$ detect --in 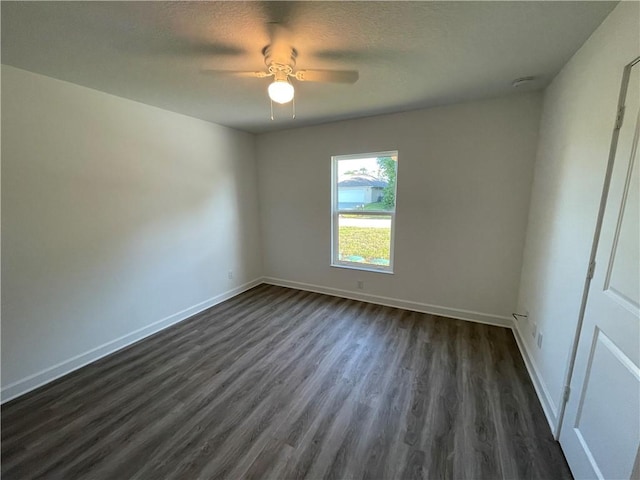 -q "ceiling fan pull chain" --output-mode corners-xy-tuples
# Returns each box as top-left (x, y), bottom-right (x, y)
(292, 96), (296, 119)
(270, 99), (274, 121)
